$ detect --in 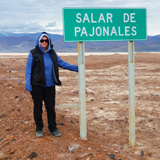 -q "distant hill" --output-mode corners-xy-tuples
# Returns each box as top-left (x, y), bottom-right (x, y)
(0, 32), (160, 52)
